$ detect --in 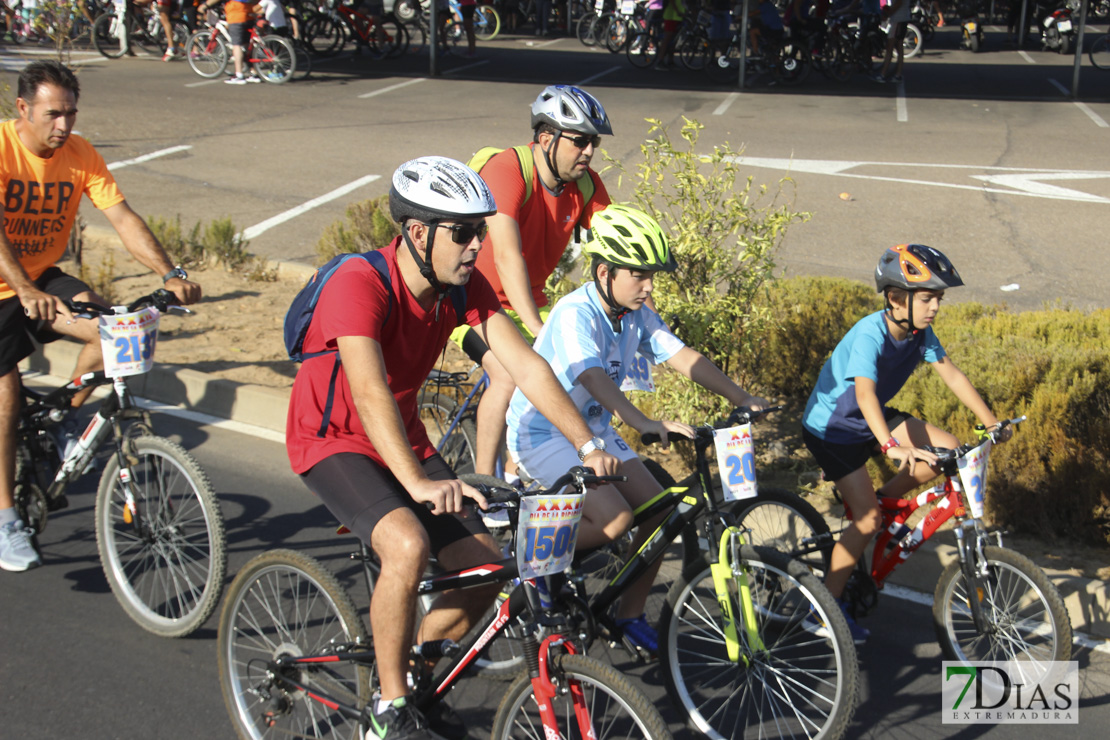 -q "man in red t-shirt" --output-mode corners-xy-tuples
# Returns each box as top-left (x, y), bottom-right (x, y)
(286, 157), (619, 740)
(454, 85), (612, 481)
